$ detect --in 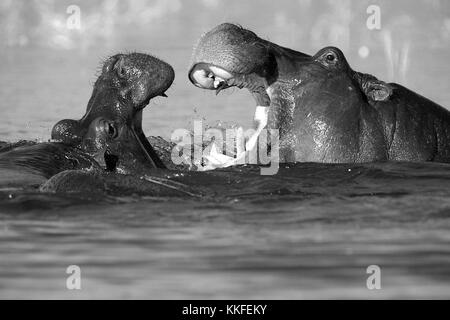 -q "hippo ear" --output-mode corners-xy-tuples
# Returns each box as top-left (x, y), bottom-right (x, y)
(103, 54), (122, 74)
(364, 80), (393, 102)
(114, 56), (127, 79)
